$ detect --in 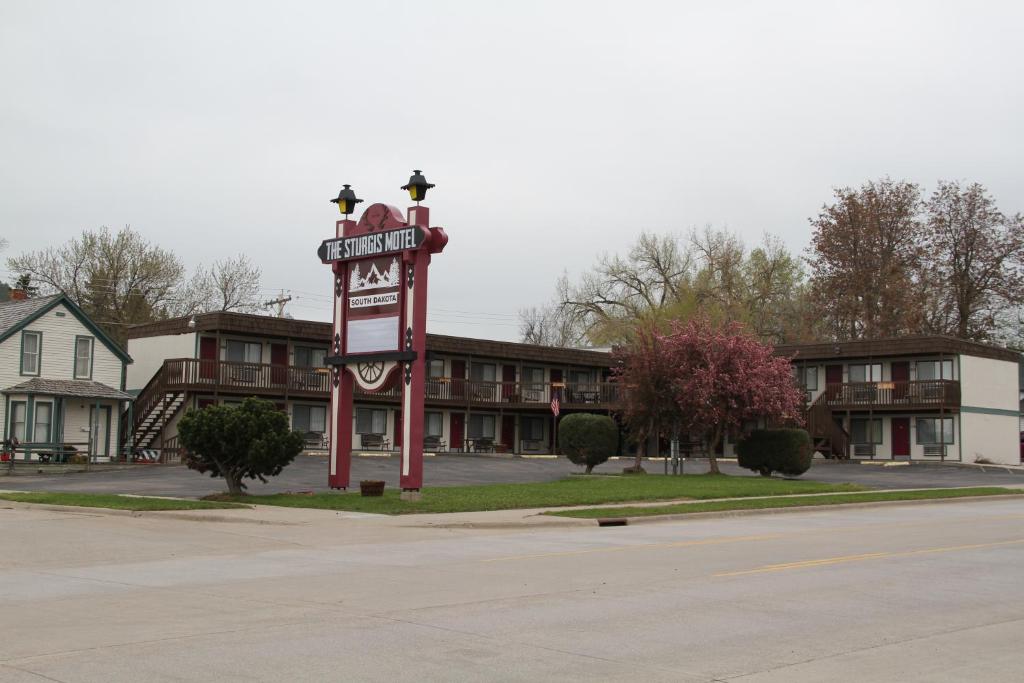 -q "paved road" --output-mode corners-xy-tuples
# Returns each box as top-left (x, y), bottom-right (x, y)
(2, 497), (1022, 681)
(1, 455), (1023, 497)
